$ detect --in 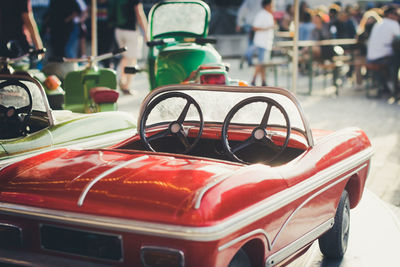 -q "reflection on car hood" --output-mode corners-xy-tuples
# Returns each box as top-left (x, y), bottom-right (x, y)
(0, 148), (286, 226)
